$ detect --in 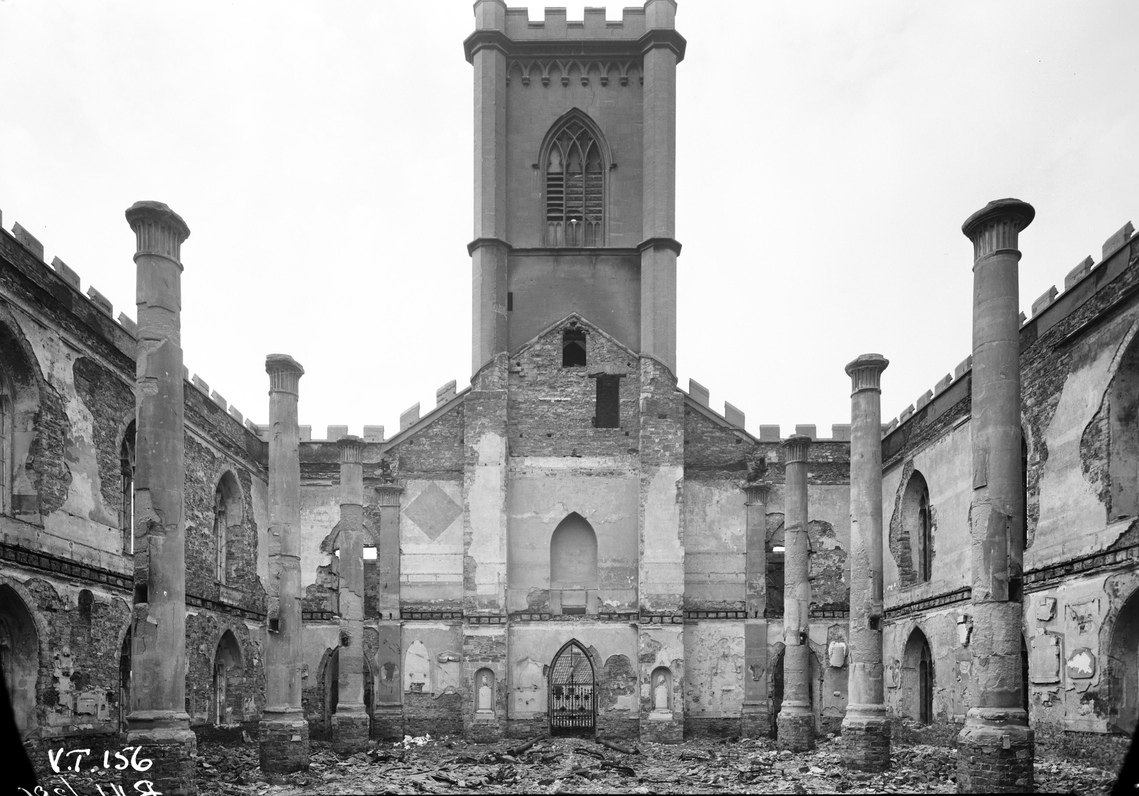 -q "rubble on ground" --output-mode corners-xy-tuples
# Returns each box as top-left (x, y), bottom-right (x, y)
(163, 733), (1122, 795)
